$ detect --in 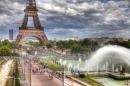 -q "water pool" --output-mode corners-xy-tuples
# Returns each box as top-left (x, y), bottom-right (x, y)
(94, 77), (130, 86)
